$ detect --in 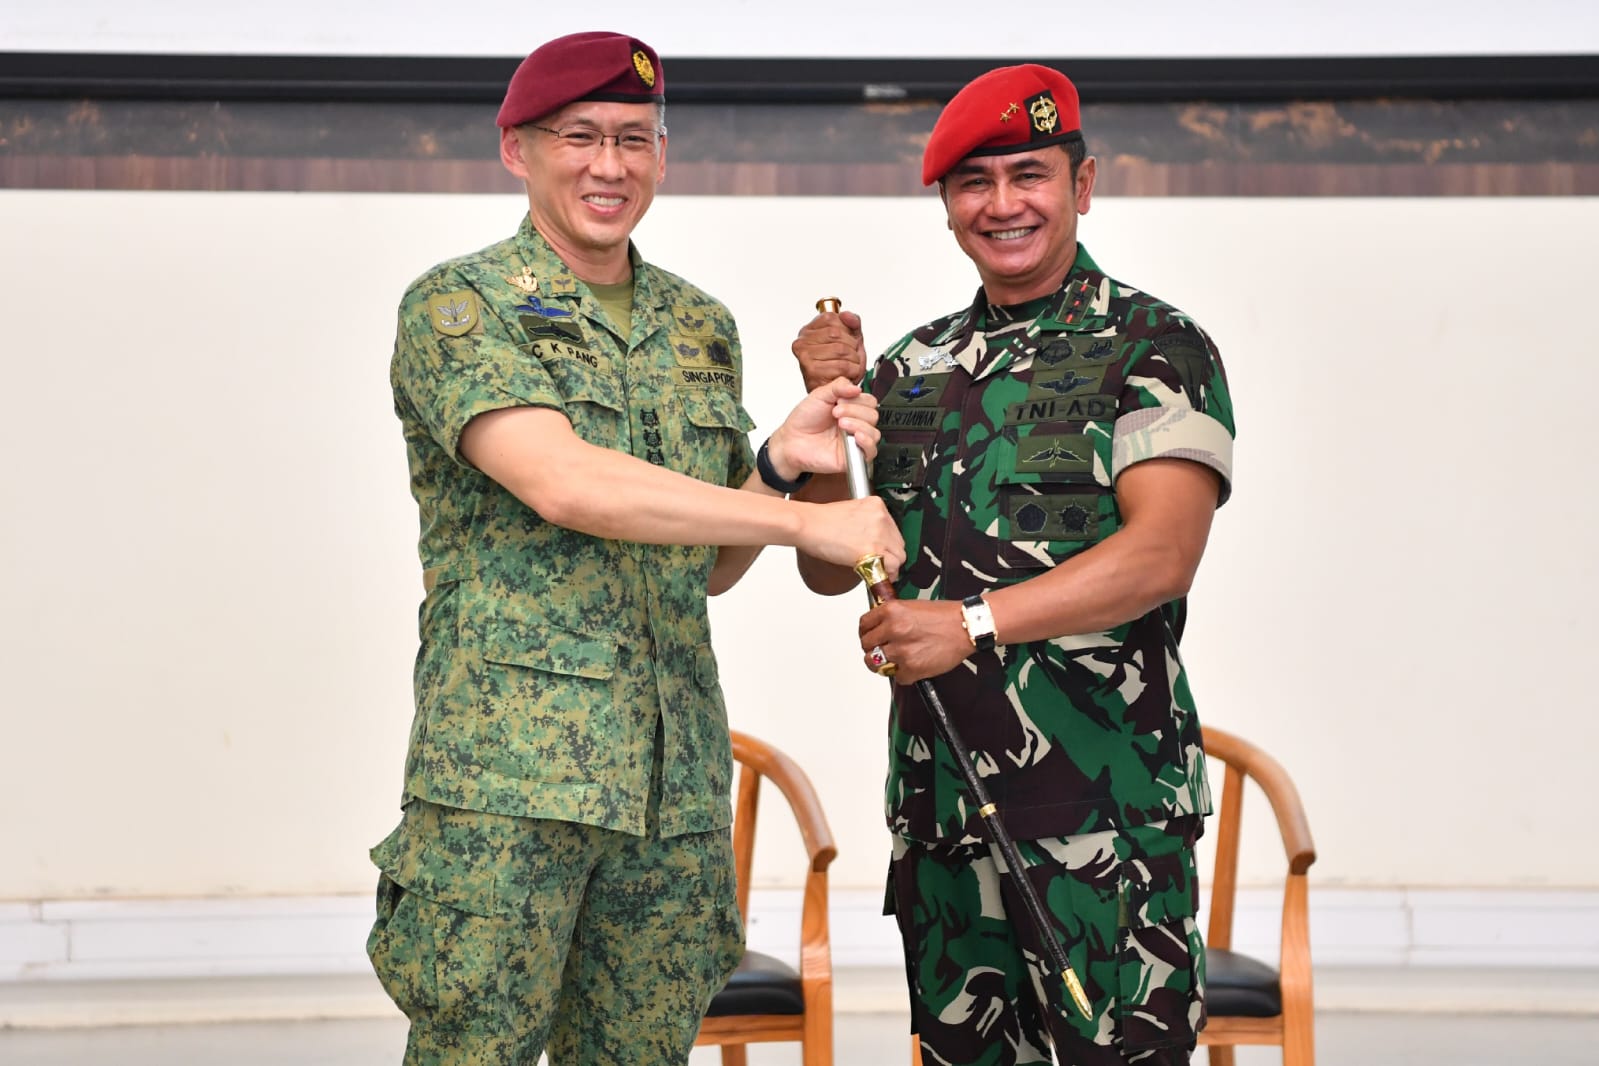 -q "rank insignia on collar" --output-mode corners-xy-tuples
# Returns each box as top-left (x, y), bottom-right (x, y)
(504, 266), (538, 295)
